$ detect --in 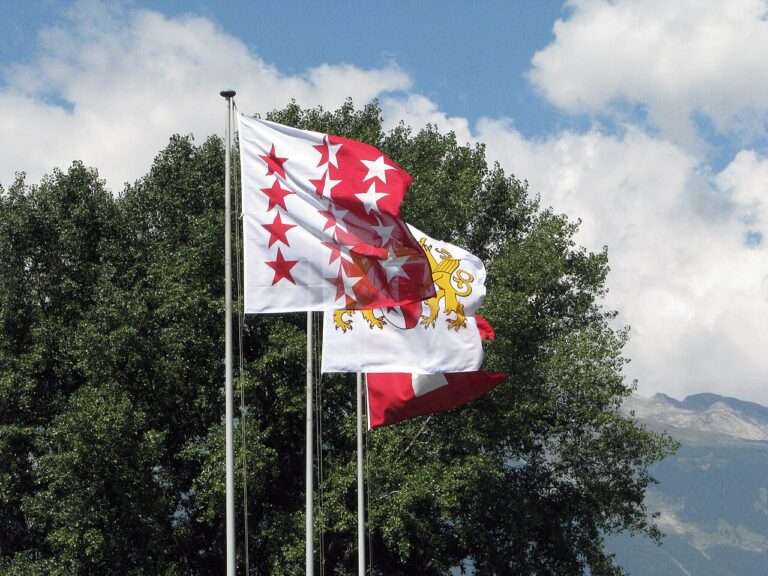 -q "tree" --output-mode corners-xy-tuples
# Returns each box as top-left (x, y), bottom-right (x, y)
(0, 101), (675, 575)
